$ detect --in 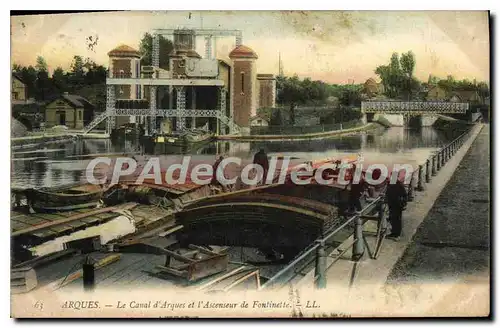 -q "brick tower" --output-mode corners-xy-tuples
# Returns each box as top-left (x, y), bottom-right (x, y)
(229, 45), (258, 131)
(107, 44), (141, 126)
